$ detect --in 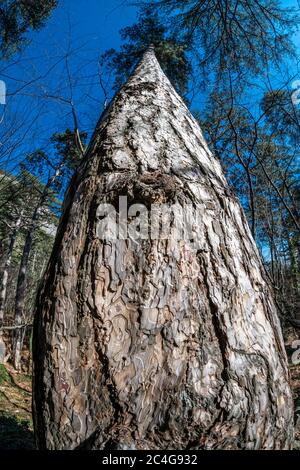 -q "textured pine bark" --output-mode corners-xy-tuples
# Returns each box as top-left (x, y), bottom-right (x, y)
(32, 48), (294, 450)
